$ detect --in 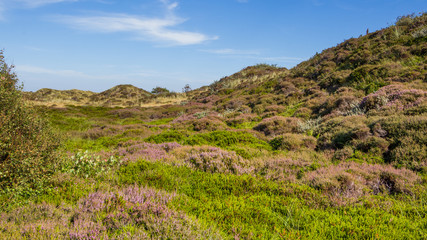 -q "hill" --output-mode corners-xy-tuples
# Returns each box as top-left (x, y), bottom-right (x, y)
(24, 84), (187, 107)
(195, 13), (426, 112)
